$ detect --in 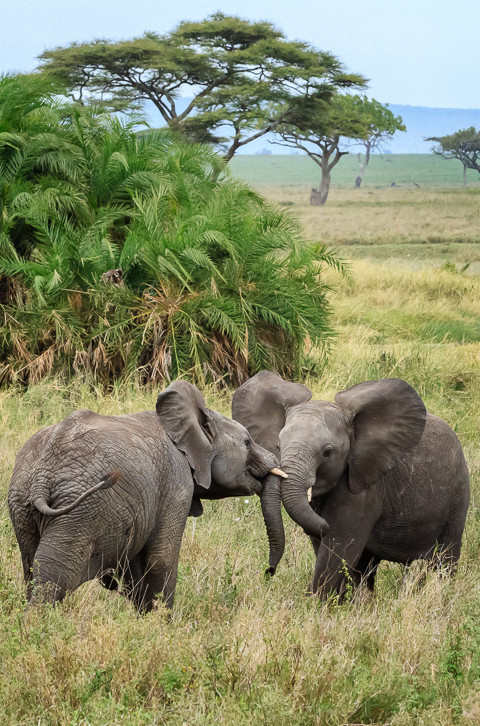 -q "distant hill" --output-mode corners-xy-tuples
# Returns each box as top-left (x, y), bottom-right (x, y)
(386, 105), (480, 153)
(143, 101), (480, 155)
